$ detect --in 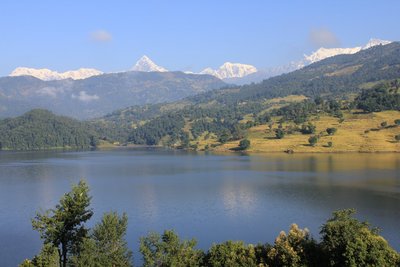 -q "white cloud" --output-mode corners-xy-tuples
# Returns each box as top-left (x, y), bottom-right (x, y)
(90, 30), (112, 42)
(309, 28), (340, 48)
(36, 87), (64, 97)
(71, 91), (100, 102)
